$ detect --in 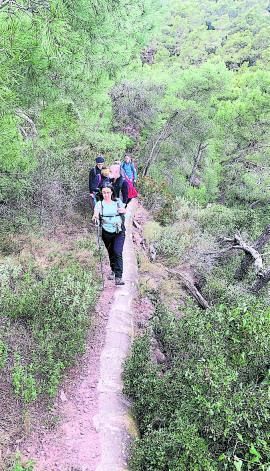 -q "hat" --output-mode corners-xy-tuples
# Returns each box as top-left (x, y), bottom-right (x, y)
(95, 155), (105, 164)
